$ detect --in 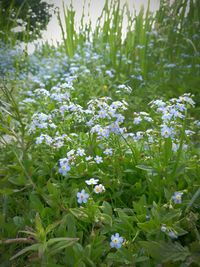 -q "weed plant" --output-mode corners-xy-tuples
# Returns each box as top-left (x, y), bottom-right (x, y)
(0, 0), (200, 266)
